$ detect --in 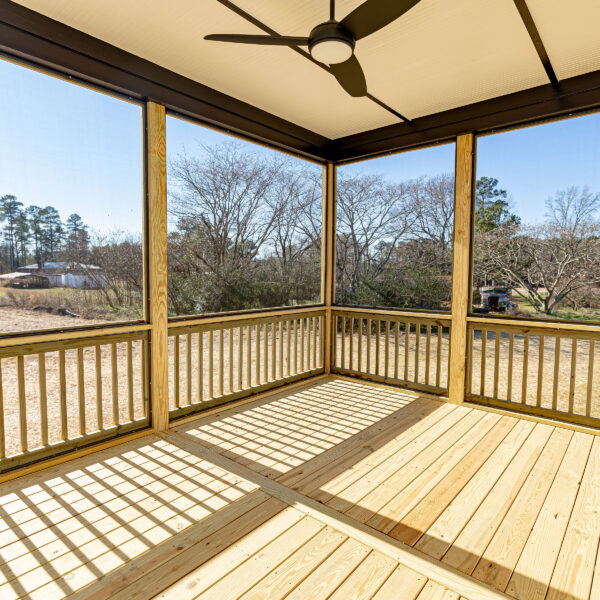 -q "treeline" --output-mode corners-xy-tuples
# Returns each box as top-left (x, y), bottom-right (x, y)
(0, 195), (89, 272)
(0, 195), (143, 318)
(167, 142), (457, 314)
